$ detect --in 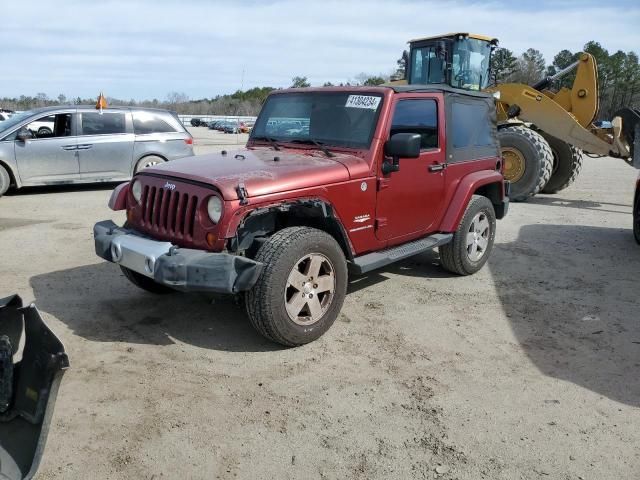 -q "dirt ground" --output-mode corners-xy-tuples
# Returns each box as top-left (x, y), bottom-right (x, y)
(1, 128), (639, 479)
